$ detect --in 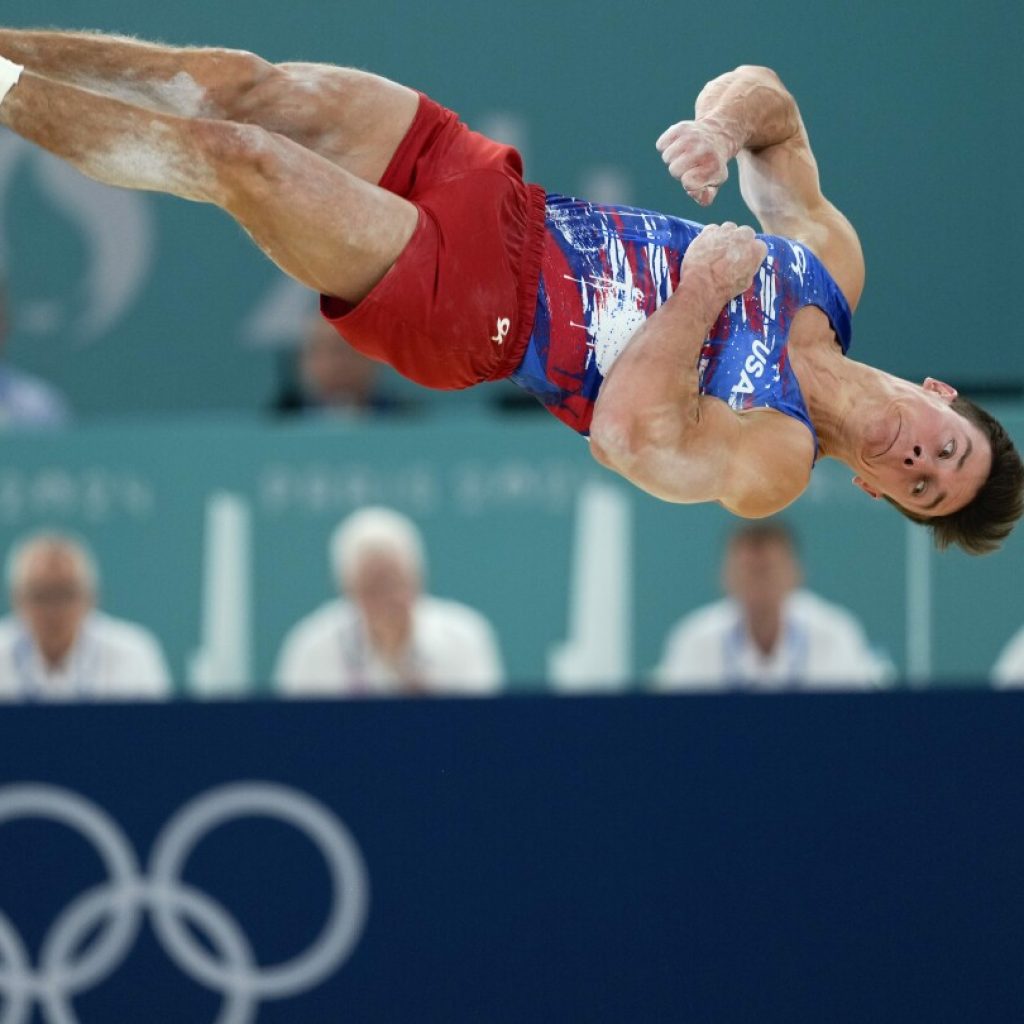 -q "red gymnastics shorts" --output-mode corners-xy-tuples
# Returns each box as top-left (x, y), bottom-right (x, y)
(320, 93), (548, 390)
